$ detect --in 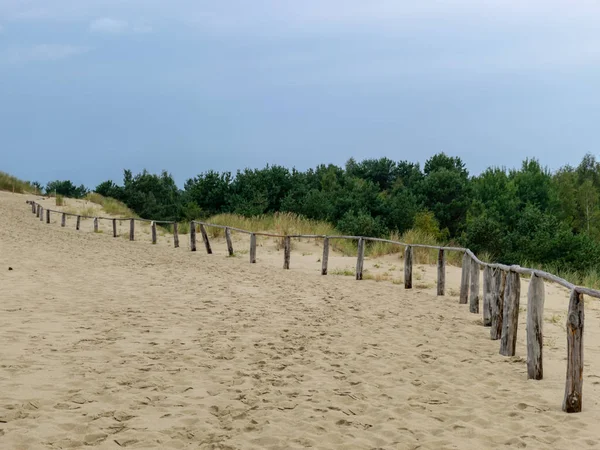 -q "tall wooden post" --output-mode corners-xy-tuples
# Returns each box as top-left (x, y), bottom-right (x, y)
(76, 215), (81, 231)
(32, 202), (36, 213)
(404, 245), (413, 289)
(490, 269), (505, 340)
(500, 270), (521, 356)
(356, 238), (365, 280)
(39, 207), (43, 221)
(527, 274), (545, 380)
(61, 213), (66, 228)
(249, 233), (257, 263)
(283, 236), (291, 269)
(225, 227), (234, 256)
(563, 289), (584, 413)
(321, 237), (329, 275)
(93, 217), (99, 233)
(199, 224), (212, 254)
(151, 221), (157, 244)
(112, 219), (117, 237)
(173, 223), (179, 248)
(129, 219), (135, 241)
(36, 204), (40, 217)
(190, 221), (197, 251)
(437, 248), (445, 296)
(482, 266), (492, 326)
(46, 209), (50, 224)
(469, 259), (480, 313)
(459, 253), (470, 304)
